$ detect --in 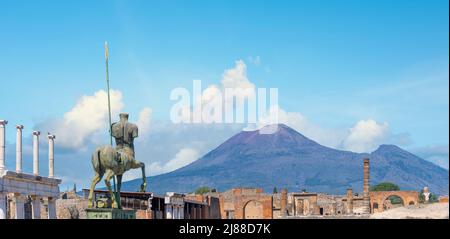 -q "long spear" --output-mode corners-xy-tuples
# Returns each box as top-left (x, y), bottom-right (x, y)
(104, 41), (118, 199)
